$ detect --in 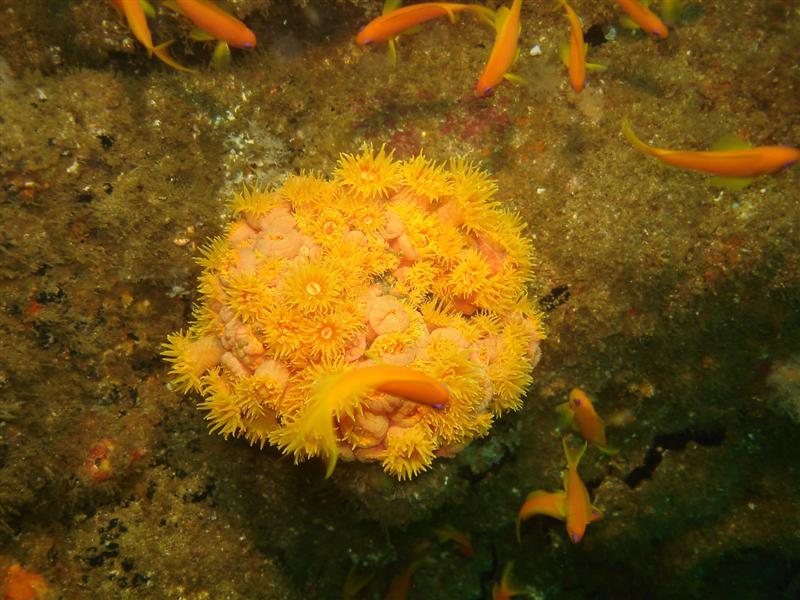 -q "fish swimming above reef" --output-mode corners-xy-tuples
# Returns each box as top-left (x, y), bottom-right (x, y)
(165, 0), (256, 69)
(622, 118), (800, 189)
(613, 0), (669, 38)
(516, 439), (602, 543)
(492, 561), (523, 600)
(556, 387), (618, 454)
(356, 1), (494, 64)
(110, 0), (195, 72)
(476, 0), (524, 97)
